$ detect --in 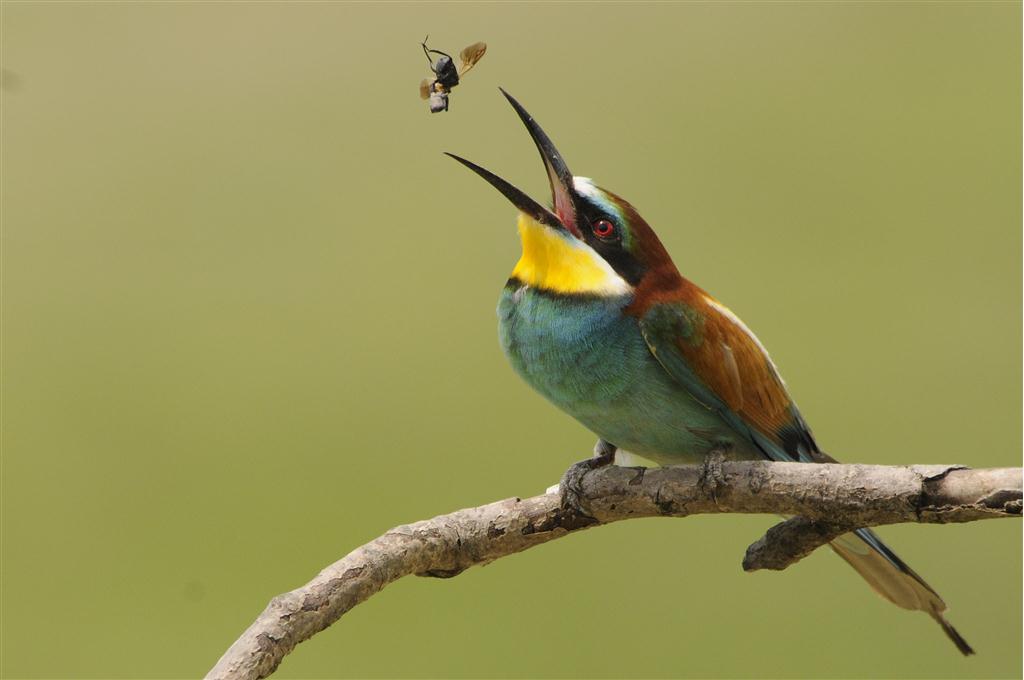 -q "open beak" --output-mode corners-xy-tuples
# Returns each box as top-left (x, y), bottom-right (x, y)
(445, 89), (581, 238)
